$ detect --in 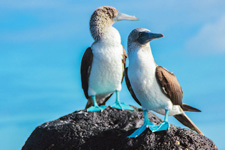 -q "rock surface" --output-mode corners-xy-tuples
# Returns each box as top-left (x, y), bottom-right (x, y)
(22, 106), (217, 150)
